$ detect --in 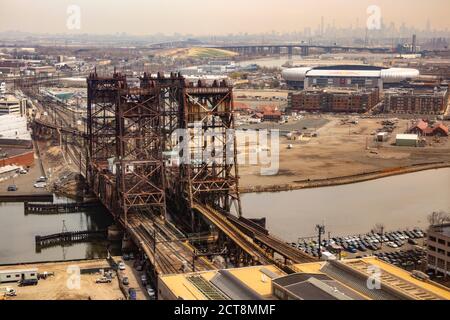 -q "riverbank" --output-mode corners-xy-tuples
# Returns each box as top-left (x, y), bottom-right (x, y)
(239, 116), (450, 192)
(240, 162), (450, 193)
(241, 167), (450, 240)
